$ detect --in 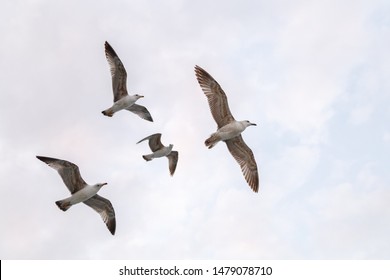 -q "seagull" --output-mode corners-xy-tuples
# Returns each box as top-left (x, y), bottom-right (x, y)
(136, 133), (179, 176)
(194, 65), (259, 192)
(36, 156), (116, 235)
(102, 41), (153, 122)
